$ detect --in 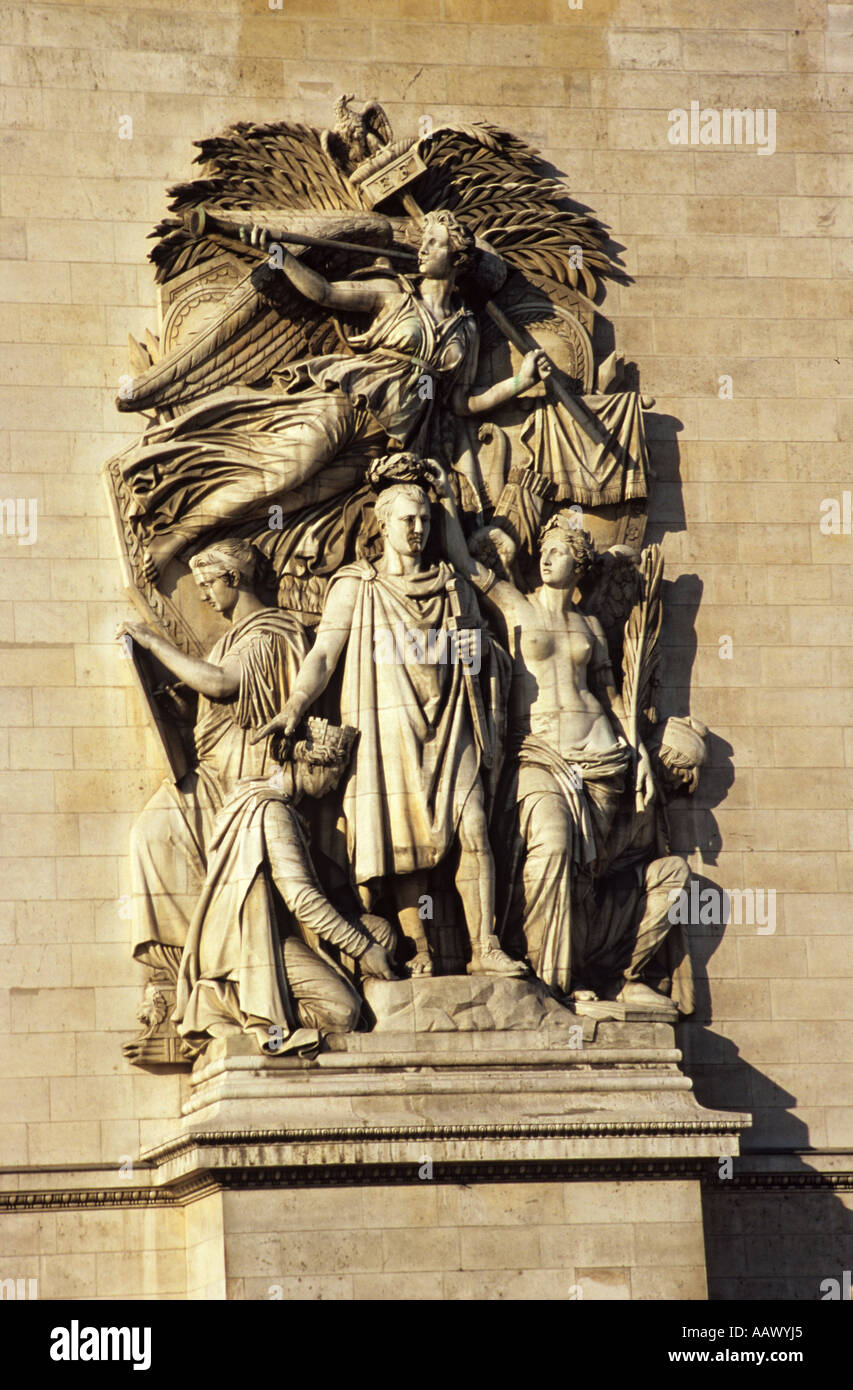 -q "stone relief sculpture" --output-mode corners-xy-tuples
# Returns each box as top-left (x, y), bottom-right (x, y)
(119, 536), (397, 1061)
(118, 537), (307, 1060)
(254, 476), (521, 979)
(434, 468), (648, 995)
(174, 714), (398, 1058)
(584, 714), (708, 1014)
(104, 96), (707, 1063)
